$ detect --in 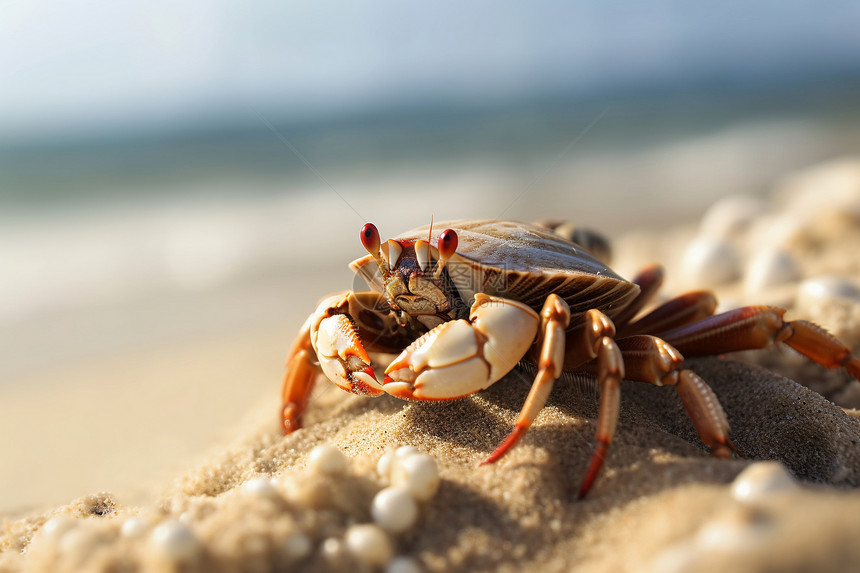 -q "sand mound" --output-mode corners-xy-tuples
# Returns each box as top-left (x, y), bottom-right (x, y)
(2, 357), (859, 572)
